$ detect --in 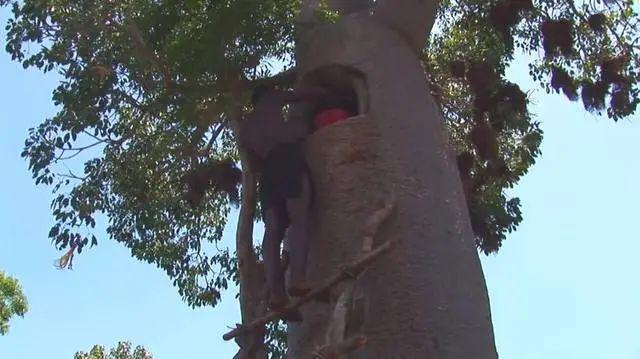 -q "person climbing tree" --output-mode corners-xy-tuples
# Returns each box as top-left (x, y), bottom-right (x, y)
(237, 84), (328, 317)
(6, 0), (640, 357)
